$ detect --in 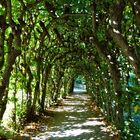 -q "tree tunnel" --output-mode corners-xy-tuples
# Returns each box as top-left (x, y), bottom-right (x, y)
(0, 0), (140, 139)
